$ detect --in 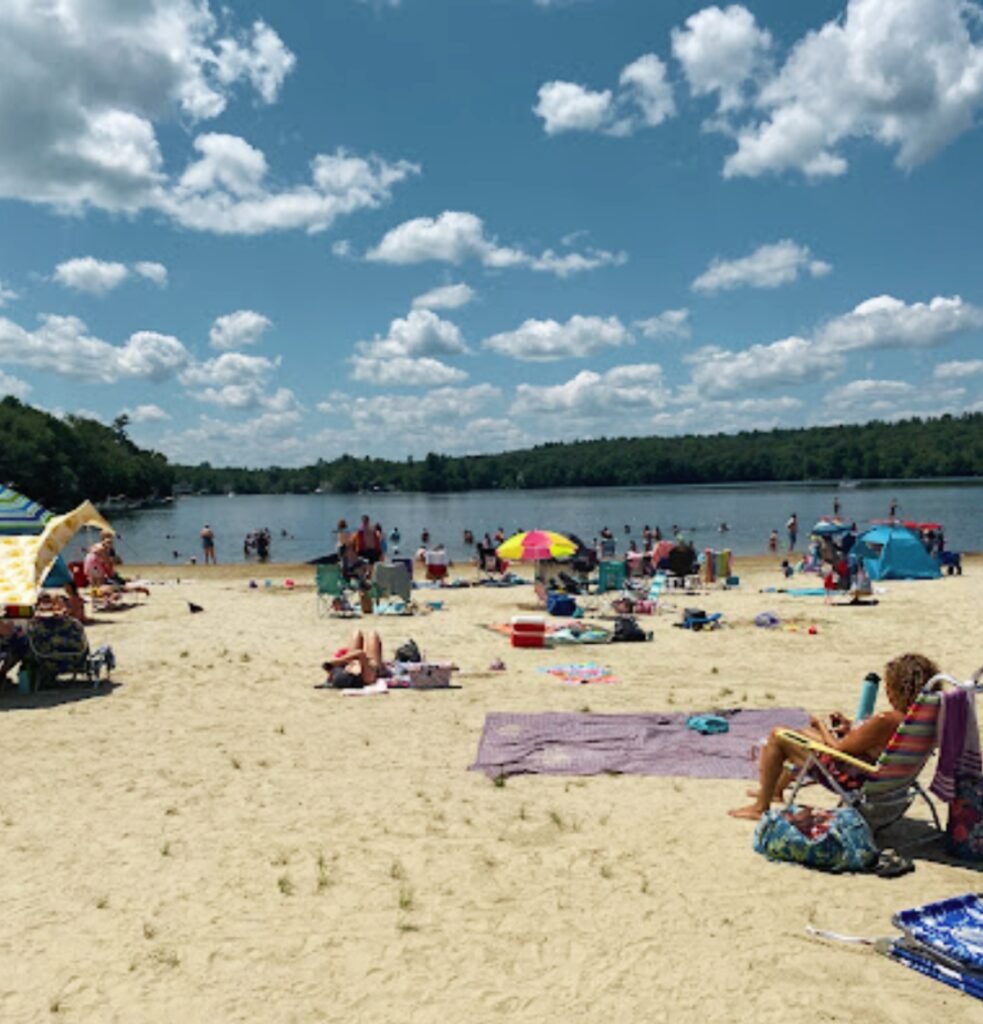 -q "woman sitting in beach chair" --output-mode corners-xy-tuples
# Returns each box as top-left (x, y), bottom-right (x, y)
(729, 652), (940, 819)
